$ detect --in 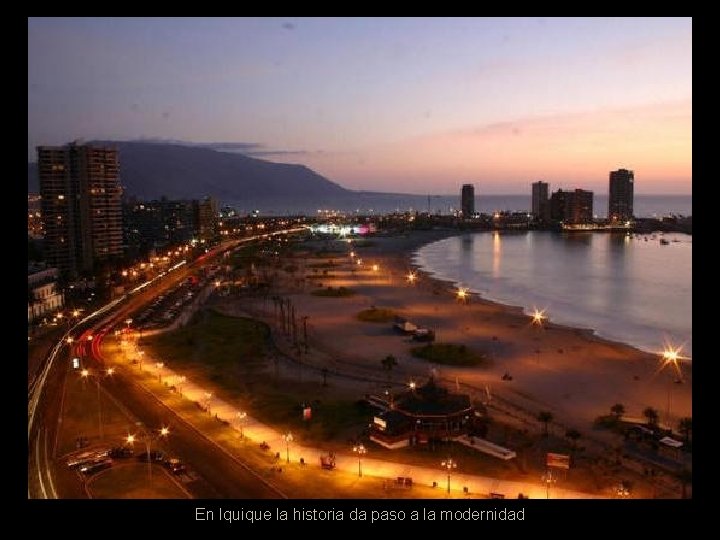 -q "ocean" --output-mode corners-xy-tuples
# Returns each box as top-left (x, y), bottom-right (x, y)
(224, 194), (691, 218)
(413, 230), (692, 358)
